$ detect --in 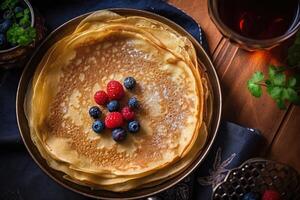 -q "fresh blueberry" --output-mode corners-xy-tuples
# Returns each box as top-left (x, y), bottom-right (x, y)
(112, 128), (127, 142)
(128, 120), (140, 133)
(242, 192), (259, 200)
(0, 19), (12, 33)
(89, 106), (101, 119)
(92, 120), (105, 133)
(123, 77), (136, 89)
(0, 34), (6, 47)
(14, 7), (24, 14)
(128, 97), (138, 108)
(107, 100), (119, 112)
